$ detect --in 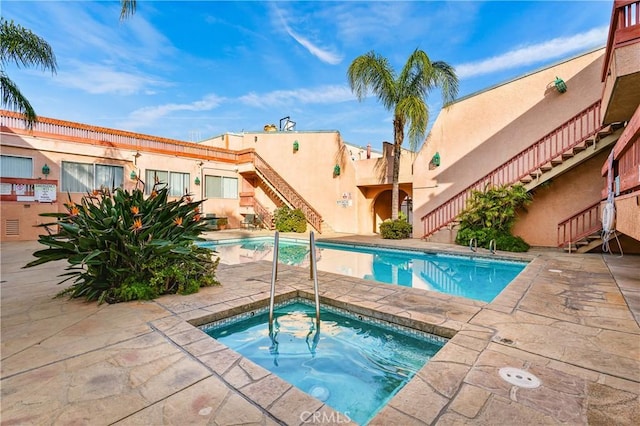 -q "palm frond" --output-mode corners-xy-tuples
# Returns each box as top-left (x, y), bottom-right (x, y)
(0, 71), (37, 128)
(120, 0), (137, 20)
(347, 50), (396, 109)
(0, 18), (57, 72)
